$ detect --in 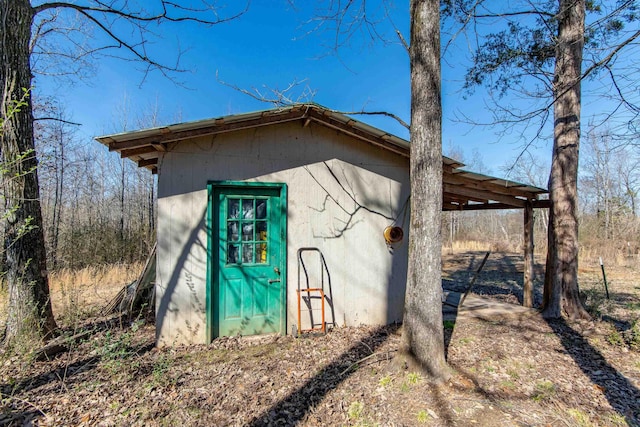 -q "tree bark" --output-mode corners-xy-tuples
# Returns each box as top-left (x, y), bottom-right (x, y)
(542, 0), (590, 320)
(1, 0), (57, 343)
(401, 0), (449, 381)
